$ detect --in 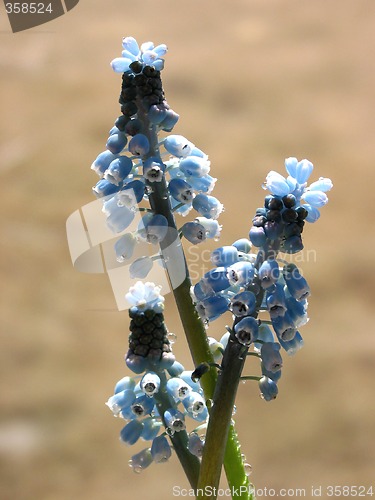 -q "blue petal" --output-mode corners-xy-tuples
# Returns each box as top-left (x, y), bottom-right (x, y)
(234, 316), (259, 345)
(114, 233), (137, 262)
(153, 44), (168, 57)
(259, 376), (278, 401)
(120, 420), (144, 445)
(294, 159), (313, 184)
(164, 135), (194, 157)
(302, 203), (320, 223)
(164, 408), (186, 433)
(119, 179), (145, 205)
(160, 110), (179, 132)
(261, 342), (283, 373)
(111, 57), (132, 73)
(230, 291), (256, 317)
(249, 226), (267, 247)
(144, 214), (168, 244)
(308, 177), (333, 192)
(121, 49), (138, 61)
(141, 41), (154, 52)
(188, 433), (205, 457)
(265, 171), (291, 197)
(122, 37), (140, 56)
(128, 134), (150, 157)
(142, 50), (159, 65)
(284, 267), (310, 301)
(148, 105), (168, 125)
(302, 190), (328, 208)
(181, 221), (206, 244)
(153, 59), (165, 71)
(254, 324), (275, 350)
(141, 385), (161, 409)
(168, 178), (194, 203)
(166, 377), (191, 401)
(258, 260), (280, 289)
(195, 217), (221, 239)
(196, 295), (228, 322)
(286, 175), (298, 192)
(114, 376), (136, 394)
(186, 174), (216, 193)
(141, 417), (162, 441)
(167, 361), (185, 378)
(106, 133), (127, 155)
(284, 157), (298, 178)
(266, 283), (287, 318)
(272, 312), (297, 342)
(92, 179), (121, 198)
(129, 449), (153, 471)
(103, 197), (135, 233)
(105, 156), (133, 185)
(91, 151), (118, 177)
(192, 194), (223, 219)
(180, 156), (210, 178)
(202, 267), (231, 293)
(129, 257), (153, 279)
(232, 238), (252, 253)
(211, 246), (239, 267)
(226, 261), (255, 287)
(151, 435), (171, 463)
(106, 389), (136, 415)
(279, 331), (304, 355)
